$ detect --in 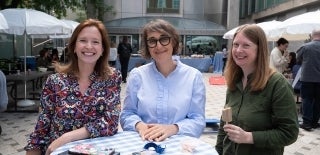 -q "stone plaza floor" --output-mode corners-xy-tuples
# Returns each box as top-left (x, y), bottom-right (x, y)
(0, 73), (319, 155)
